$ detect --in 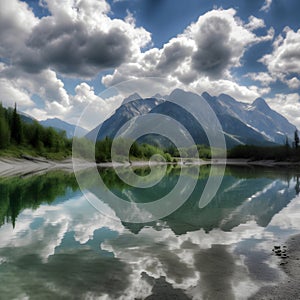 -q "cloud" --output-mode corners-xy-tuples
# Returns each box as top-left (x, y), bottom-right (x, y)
(0, 2), (280, 125)
(23, 20), (132, 77)
(0, 78), (34, 107)
(260, 0), (272, 12)
(190, 77), (271, 102)
(24, 107), (49, 120)
(157, 40), (193, 74)
(0, 0), (151, 121)
(102, 8), (274, 102)
(0, 0), (38, 57)
(26, 82), (123, 129)
(44, 0), (111, 18)
(260, 27), (300, 88)
(0, 0), (151, 77)
(0, 0), (151, 78)
(285, 77), (300, 89)
(265, 93), (300, 129)
(19, 69), (70, 105)
(188, 9), (269, 79)
(244, 72), (276, 87)
(191, 15), (233, 78)
(245, 16), (266, 31)
(68, 82), (123, 129)
(0, 64), (70, 111)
